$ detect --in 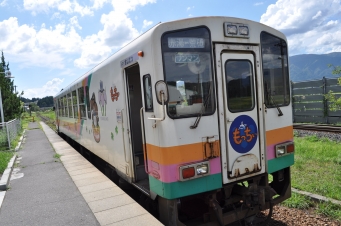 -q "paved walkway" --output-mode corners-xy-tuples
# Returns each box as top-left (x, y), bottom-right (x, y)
(0, 122), (162, 226)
